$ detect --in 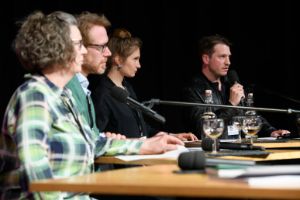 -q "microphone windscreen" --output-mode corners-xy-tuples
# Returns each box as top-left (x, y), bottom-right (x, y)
(226, 69), (240, 86)
(178, 151), (206, 170)
(110, 86), (129, 103)
(201, 138), (220, 151)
